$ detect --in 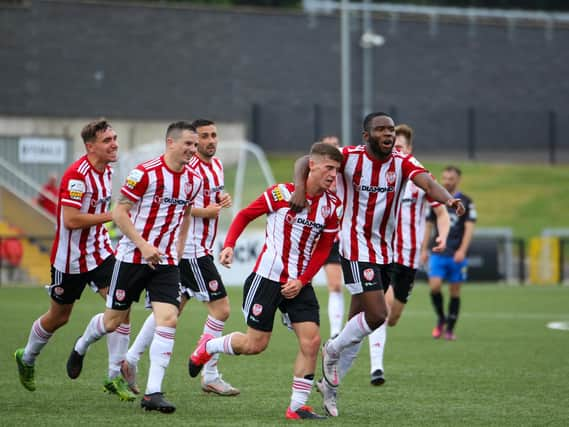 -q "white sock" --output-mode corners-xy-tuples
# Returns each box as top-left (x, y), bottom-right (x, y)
(290, 377), (313, 411)
(338, 340), (363, 381)
(369, 322), (387, 373)
(145, 326), (175, 395)
(328, 291), (344, 337)
(202, 315), (225, 382)
(328, 312), (372, 355)
(206, 333), (237, 356)
(107, 323), (130, 379)
(75, 313), (106, 355)
(126, 312), (156, 367)
(23, 318), (53, 365)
